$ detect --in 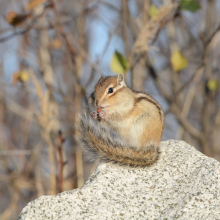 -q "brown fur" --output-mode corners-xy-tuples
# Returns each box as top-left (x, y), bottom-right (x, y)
(77, 112), (159, 166)
(79, 74), (164, 167)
